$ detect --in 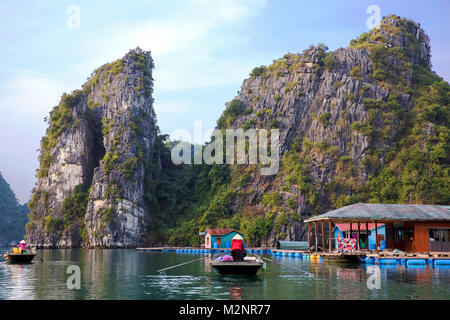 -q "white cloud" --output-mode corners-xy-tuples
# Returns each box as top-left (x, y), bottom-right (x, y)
(0, 70), (66, 118)
(154, 101), (191, 116)
(75, 0), (267, 93)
